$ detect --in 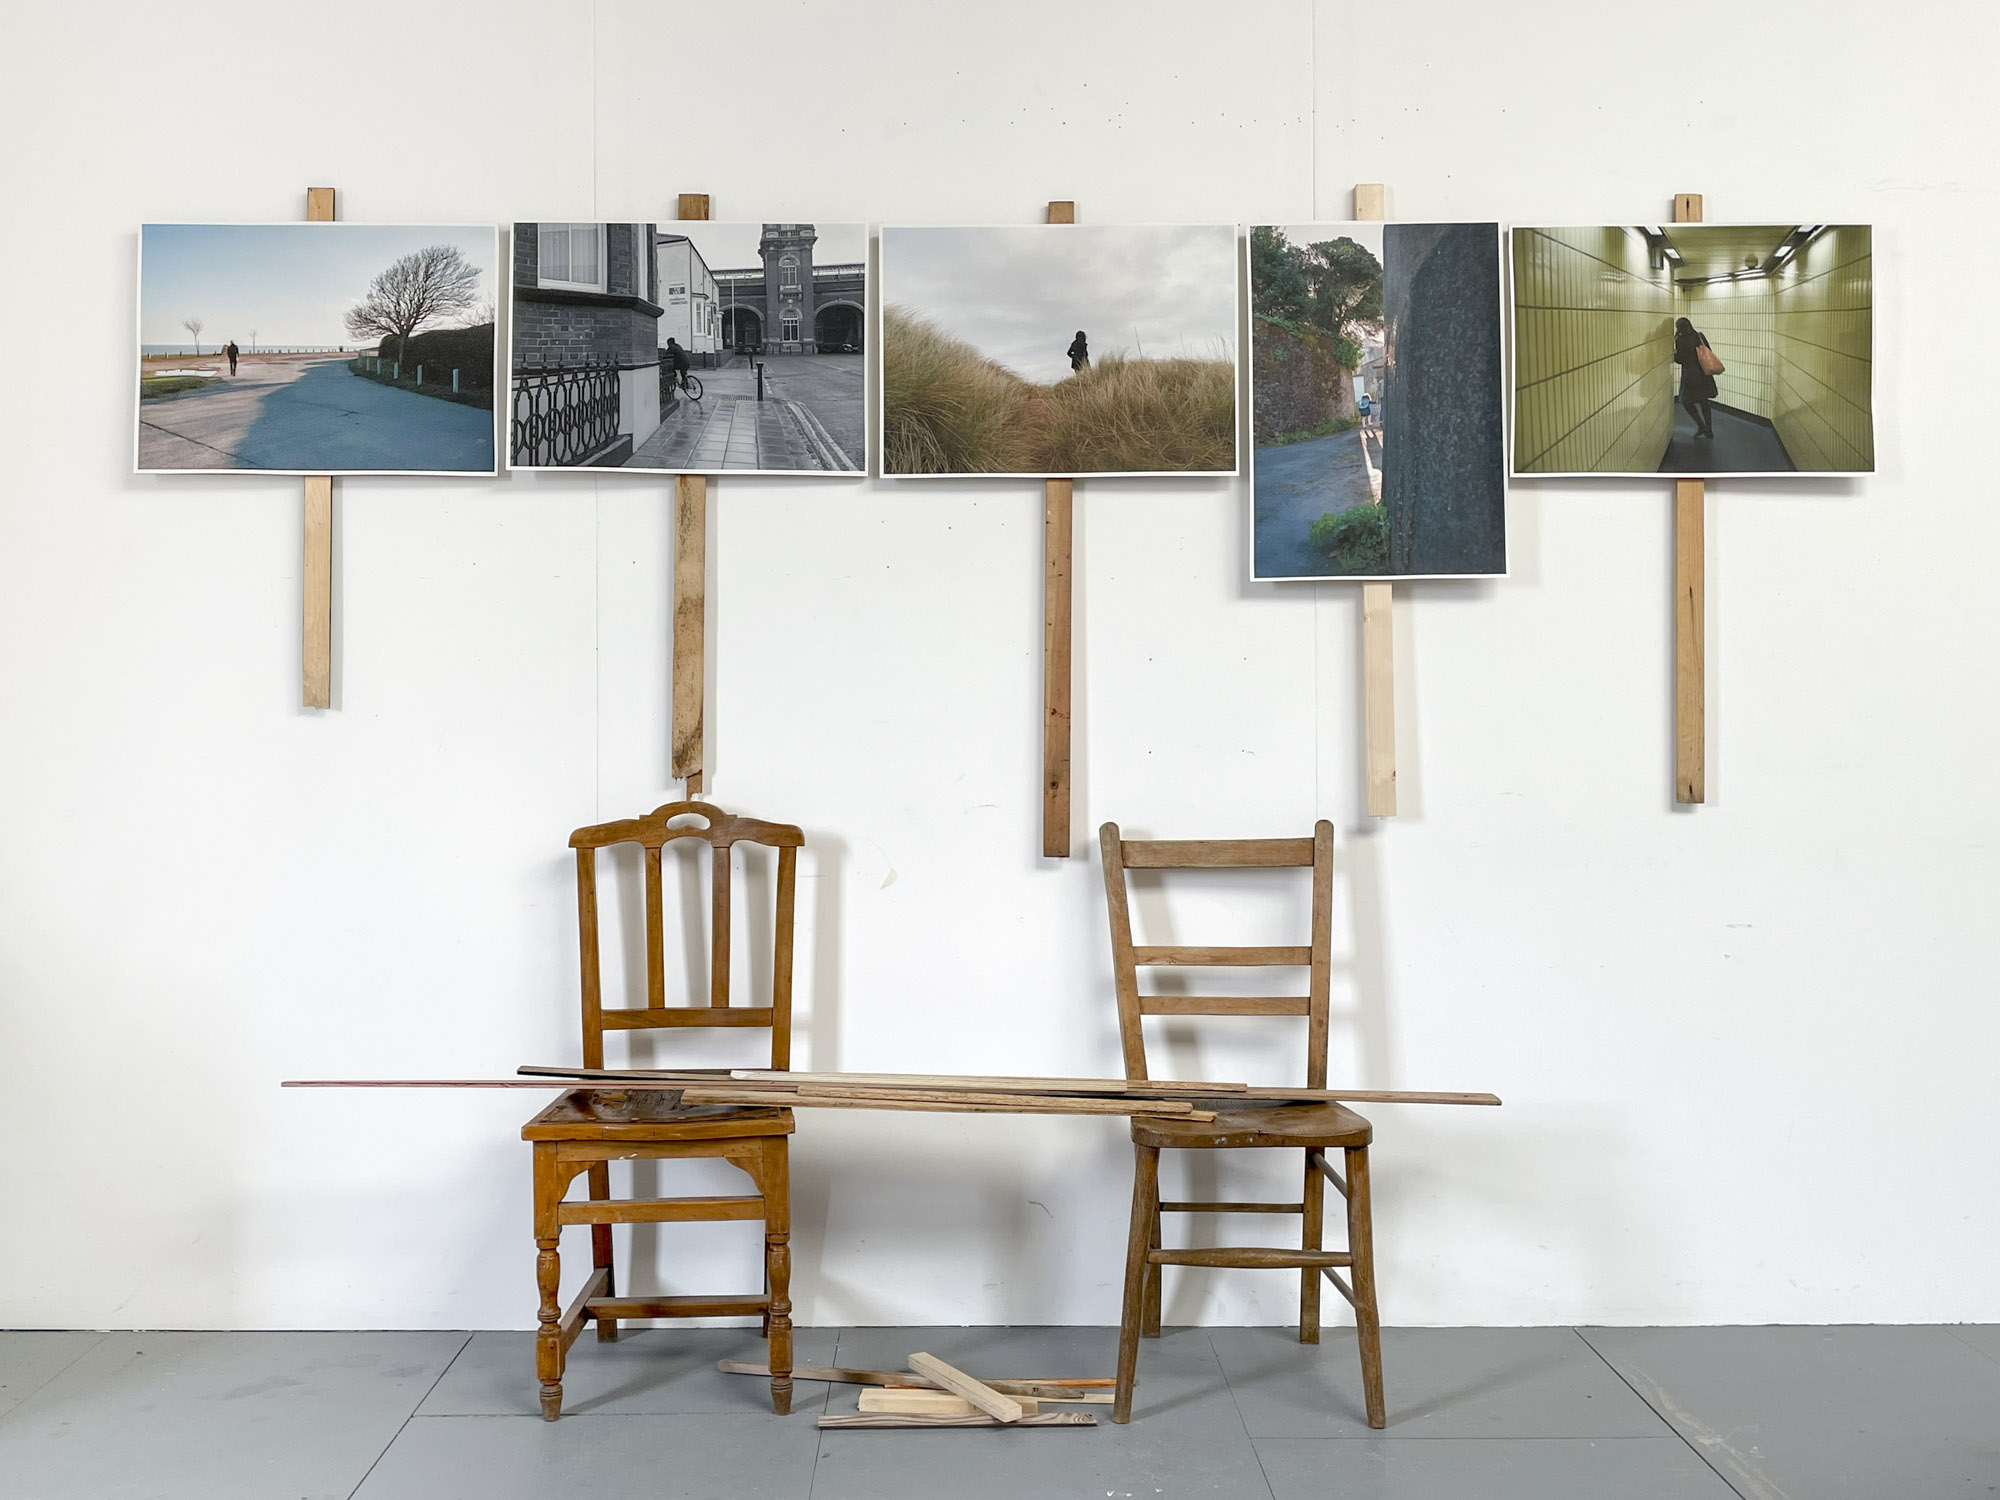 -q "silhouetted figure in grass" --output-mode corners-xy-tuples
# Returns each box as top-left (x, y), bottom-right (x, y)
(1067, 330), (1089, 374)
(225, 340), (239, 376)
(1673, 317), (1716, 438)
